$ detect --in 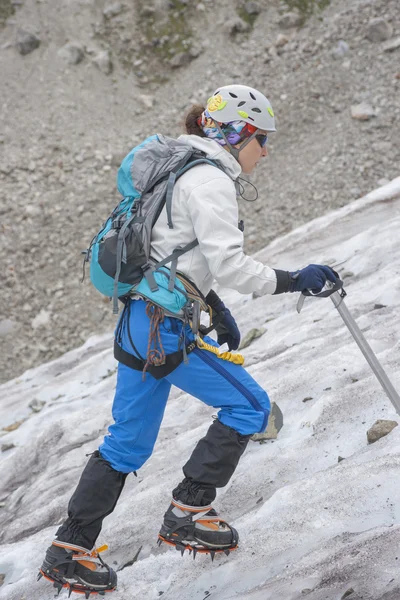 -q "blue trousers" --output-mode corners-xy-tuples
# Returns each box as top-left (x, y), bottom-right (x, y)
(100, 299), (270, 473)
